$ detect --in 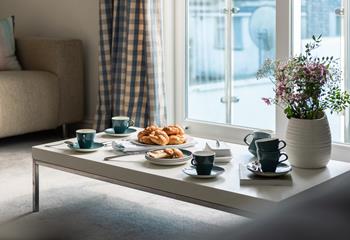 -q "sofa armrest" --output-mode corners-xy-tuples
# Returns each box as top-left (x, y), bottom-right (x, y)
(15, 37), (84, 125)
